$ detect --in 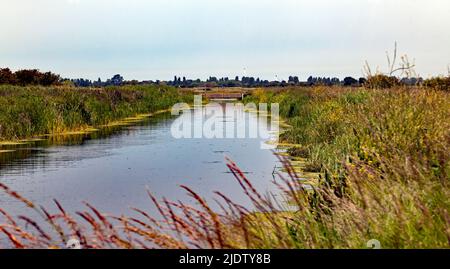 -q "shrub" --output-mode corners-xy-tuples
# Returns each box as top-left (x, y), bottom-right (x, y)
(364, 74), (400, 89)
(423, 76), (450, 91)
(0, 68), (16, 84)
(14, 69), (42, 86)
(343, 77), (358, 86)
(40, 72), (60, 86)
(0, 69), (60, 86)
